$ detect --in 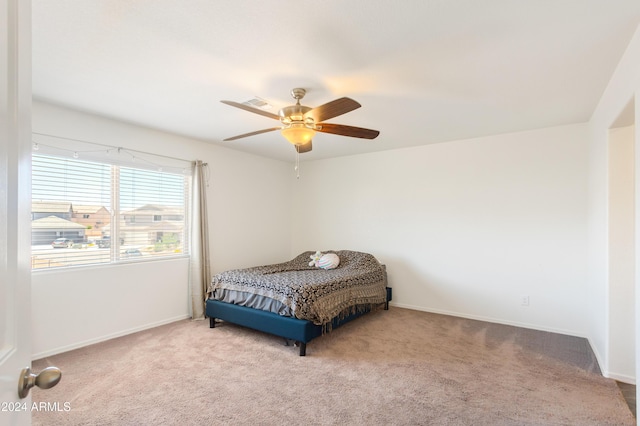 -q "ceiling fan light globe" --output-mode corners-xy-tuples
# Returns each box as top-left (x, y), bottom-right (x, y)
(281, 124), (316, 146)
